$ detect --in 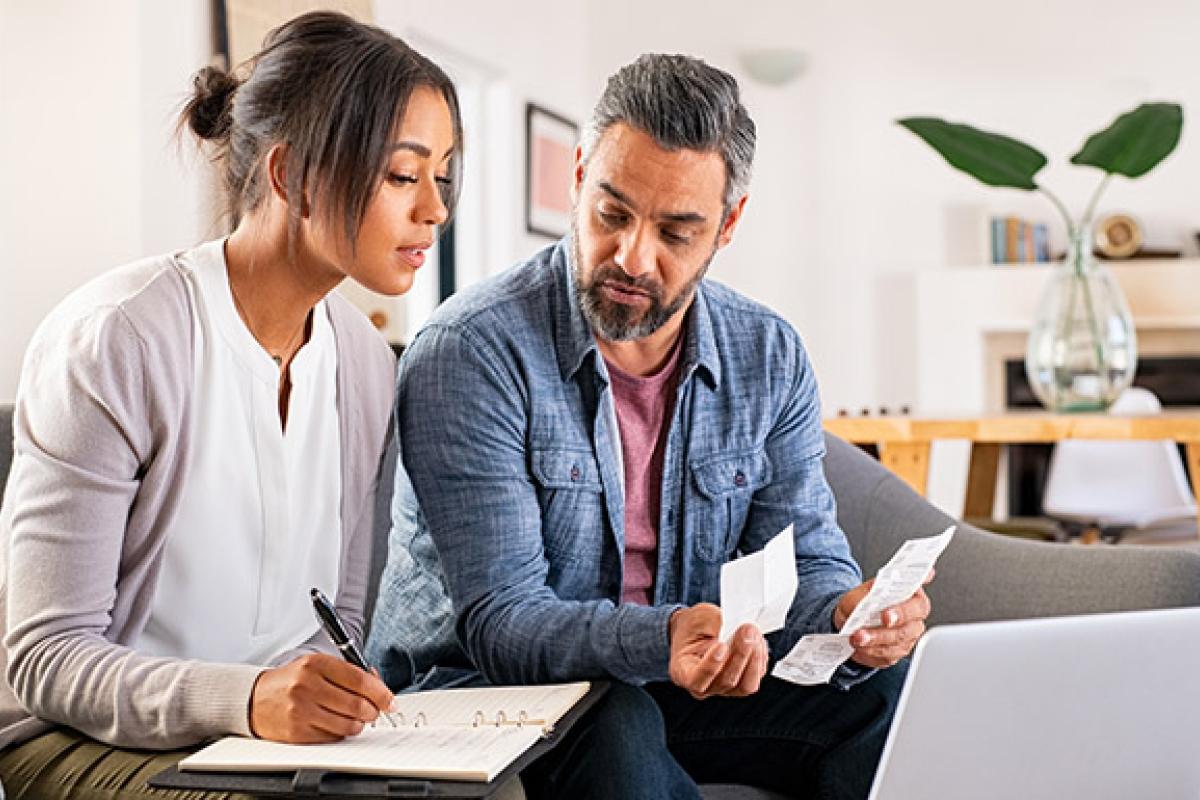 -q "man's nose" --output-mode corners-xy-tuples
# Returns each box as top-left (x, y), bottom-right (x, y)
(614, 226), (655, 278)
